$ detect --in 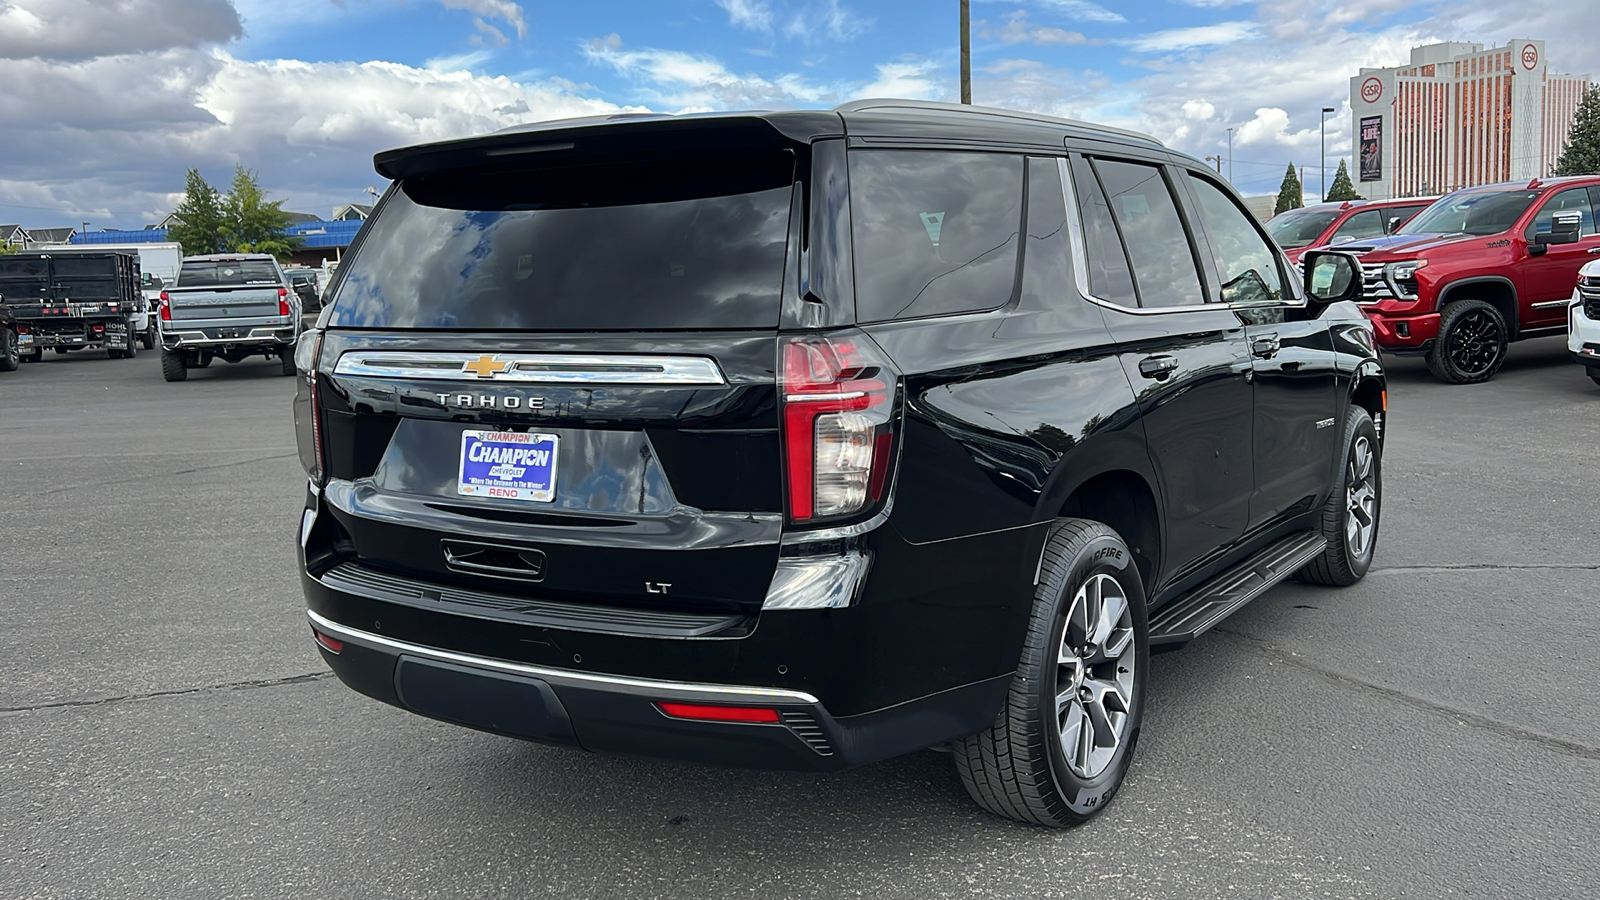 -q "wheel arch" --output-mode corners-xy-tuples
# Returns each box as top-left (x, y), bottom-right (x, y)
(1437, 276), (1519, 337)
(1047, 468), (1162, 593)
(1348, 363), (1387, 444)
